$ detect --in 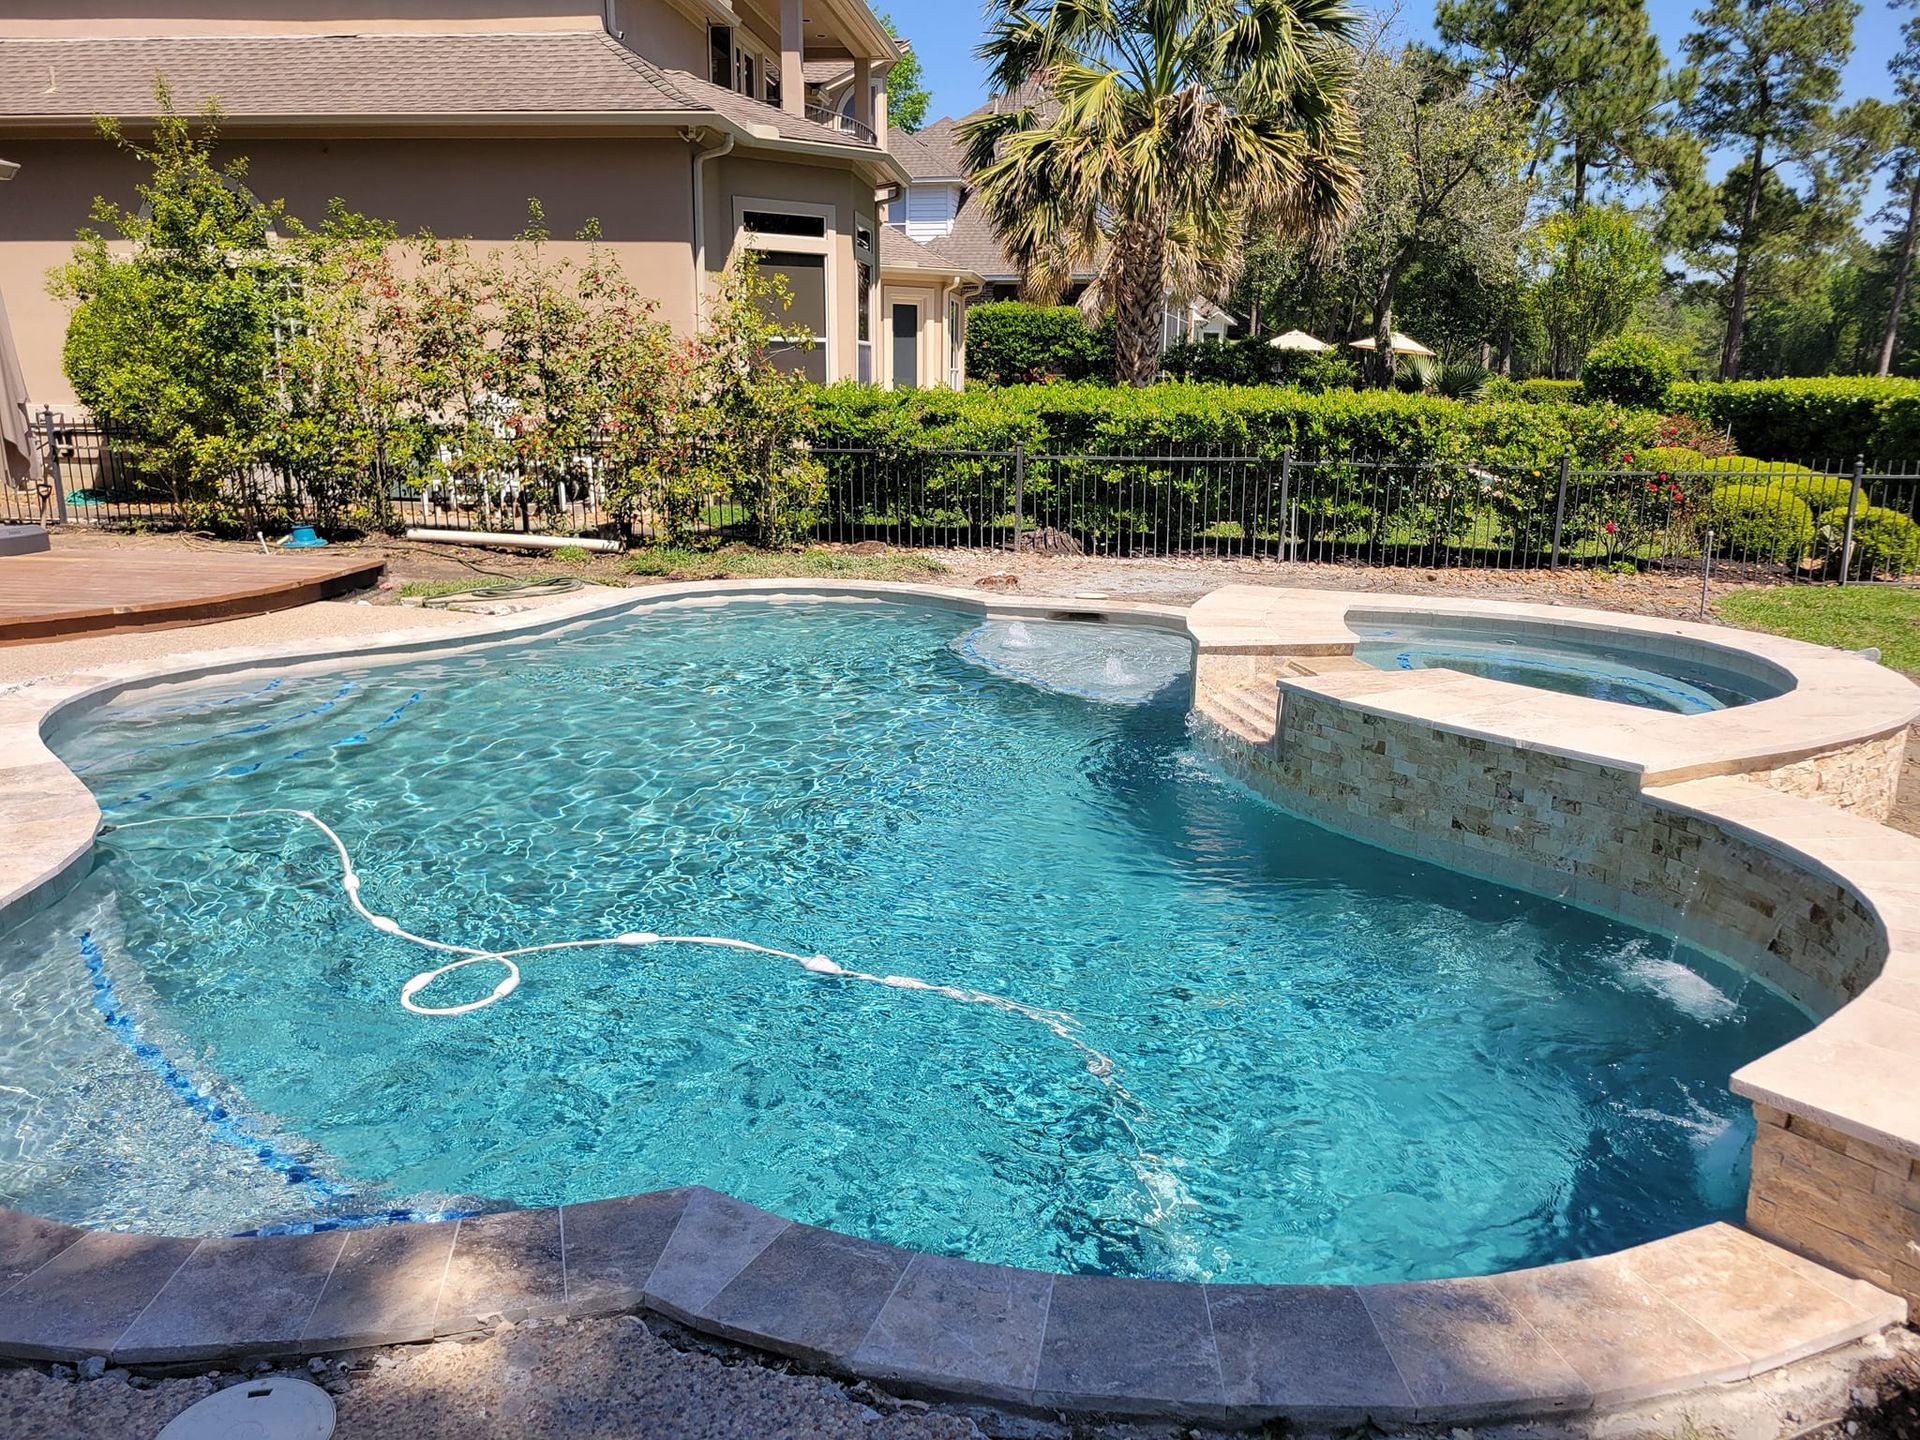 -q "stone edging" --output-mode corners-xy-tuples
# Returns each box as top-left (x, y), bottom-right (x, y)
(0, 580), (1906, 1427)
